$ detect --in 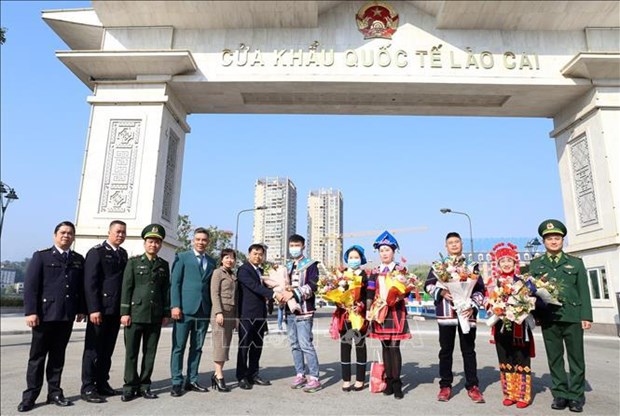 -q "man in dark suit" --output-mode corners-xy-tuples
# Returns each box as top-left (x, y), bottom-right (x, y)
(169, 227), (216, 397)
(80, 220), (128, 403)
(18, 221), (85, 413)
(236, 243), (290, 390)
